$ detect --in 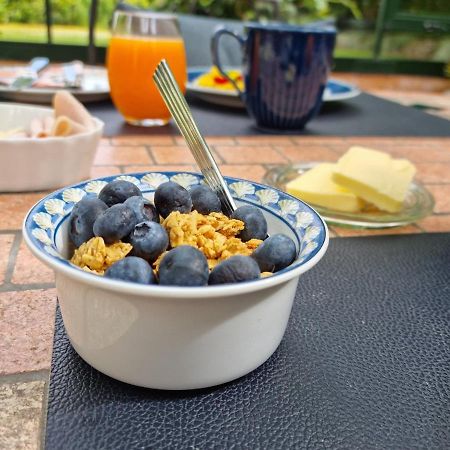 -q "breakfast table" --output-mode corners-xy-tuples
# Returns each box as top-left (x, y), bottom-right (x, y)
(1, 74), (450, 450)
